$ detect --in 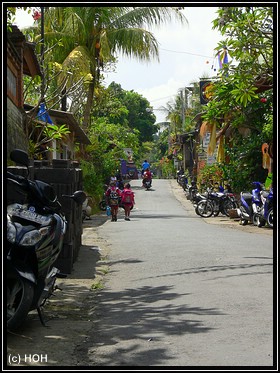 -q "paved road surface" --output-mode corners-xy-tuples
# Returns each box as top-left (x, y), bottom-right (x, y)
(6, 179), (274, 369)
(80, 179), (274, 368)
